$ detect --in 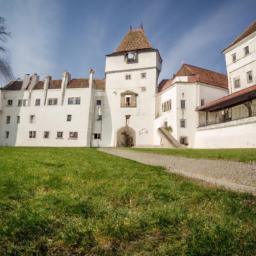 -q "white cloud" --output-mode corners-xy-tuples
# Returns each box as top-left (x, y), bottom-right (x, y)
(160, 0), (255, 78)
(6, 0), (62, 79)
